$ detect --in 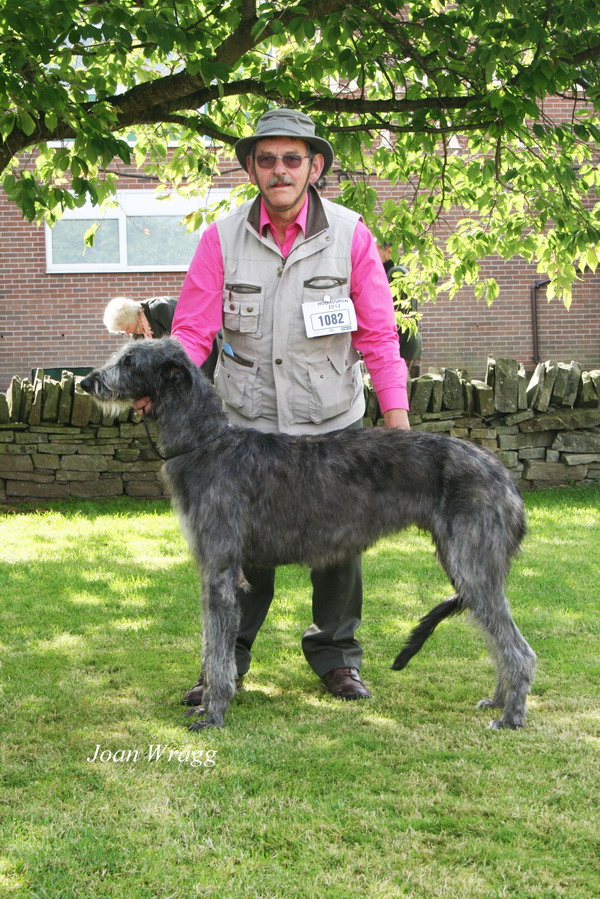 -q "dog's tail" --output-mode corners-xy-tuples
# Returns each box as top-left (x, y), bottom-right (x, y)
(391, 596), (462, 670)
